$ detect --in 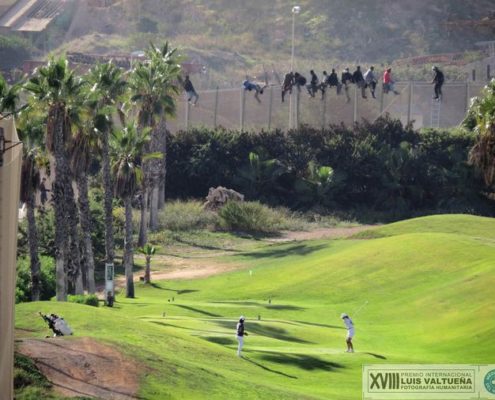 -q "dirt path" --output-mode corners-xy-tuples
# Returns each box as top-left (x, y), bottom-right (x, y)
(127, 226), (373, 283)
(18, 337), (141, 399)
